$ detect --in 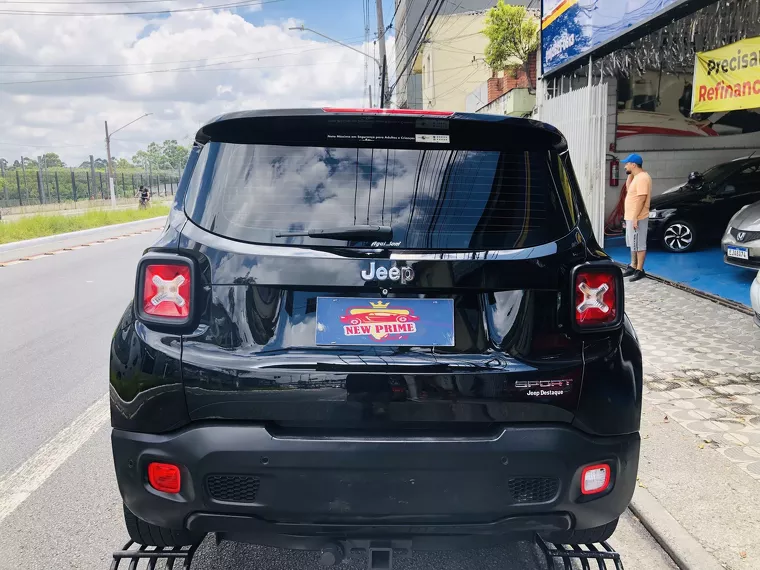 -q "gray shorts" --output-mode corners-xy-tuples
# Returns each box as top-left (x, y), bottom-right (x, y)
(625, 219), (648, 252)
